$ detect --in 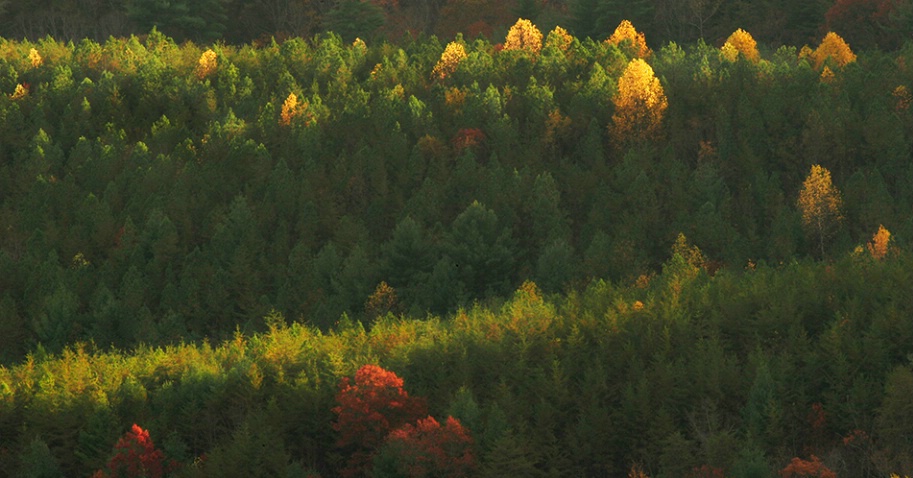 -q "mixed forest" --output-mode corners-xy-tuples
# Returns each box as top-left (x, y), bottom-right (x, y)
(0, 4), (913, 477)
